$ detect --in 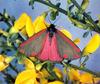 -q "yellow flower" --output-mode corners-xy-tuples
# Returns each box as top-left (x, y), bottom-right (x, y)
(68, 68), (80, 81)
(33, 15), (47, 34)
(29, 57), (37, 62)
(15, 70), (38, 84)
(82, 34), (100, 56)
(23, 58), (35, 71)
(60, 29), (72, 39)
(53, 67), (63, 79)
(15, 58), (38, 84)
(39, 68), (50, 78)
(68, 68), (100, 84)
(73, 38), (80, 45)
(10, 13), (47, 37)
(80, 73), (100, 84)
(93, 77), (100, 84)
(40, 78), (48, 84)
(48, 81), (63, 84)
(80, 73), (93, 83)
(16, 58), (50, 84)
(36, 63), (43, 71)
(9, 13), (28, 34)
(26, 16), (35, 37)
(0, 55), (15, 71)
